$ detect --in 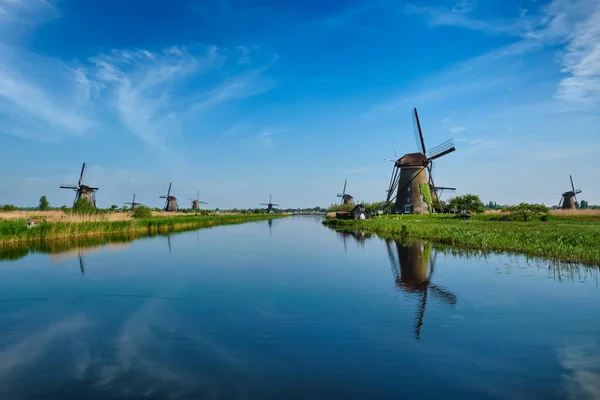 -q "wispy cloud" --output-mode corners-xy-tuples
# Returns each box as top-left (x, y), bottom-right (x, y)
(90, 46), (221, 149)
(403, 1), (526, 36)
(555, 2), (600, 104)
(0, 45), (94, 140)
(256, 128), (285, 147)
(450, 126), (466, 134)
